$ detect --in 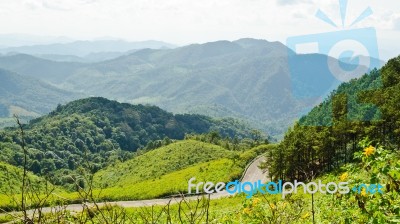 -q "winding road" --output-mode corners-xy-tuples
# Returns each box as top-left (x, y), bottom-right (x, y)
(6, 156), (268, 216)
